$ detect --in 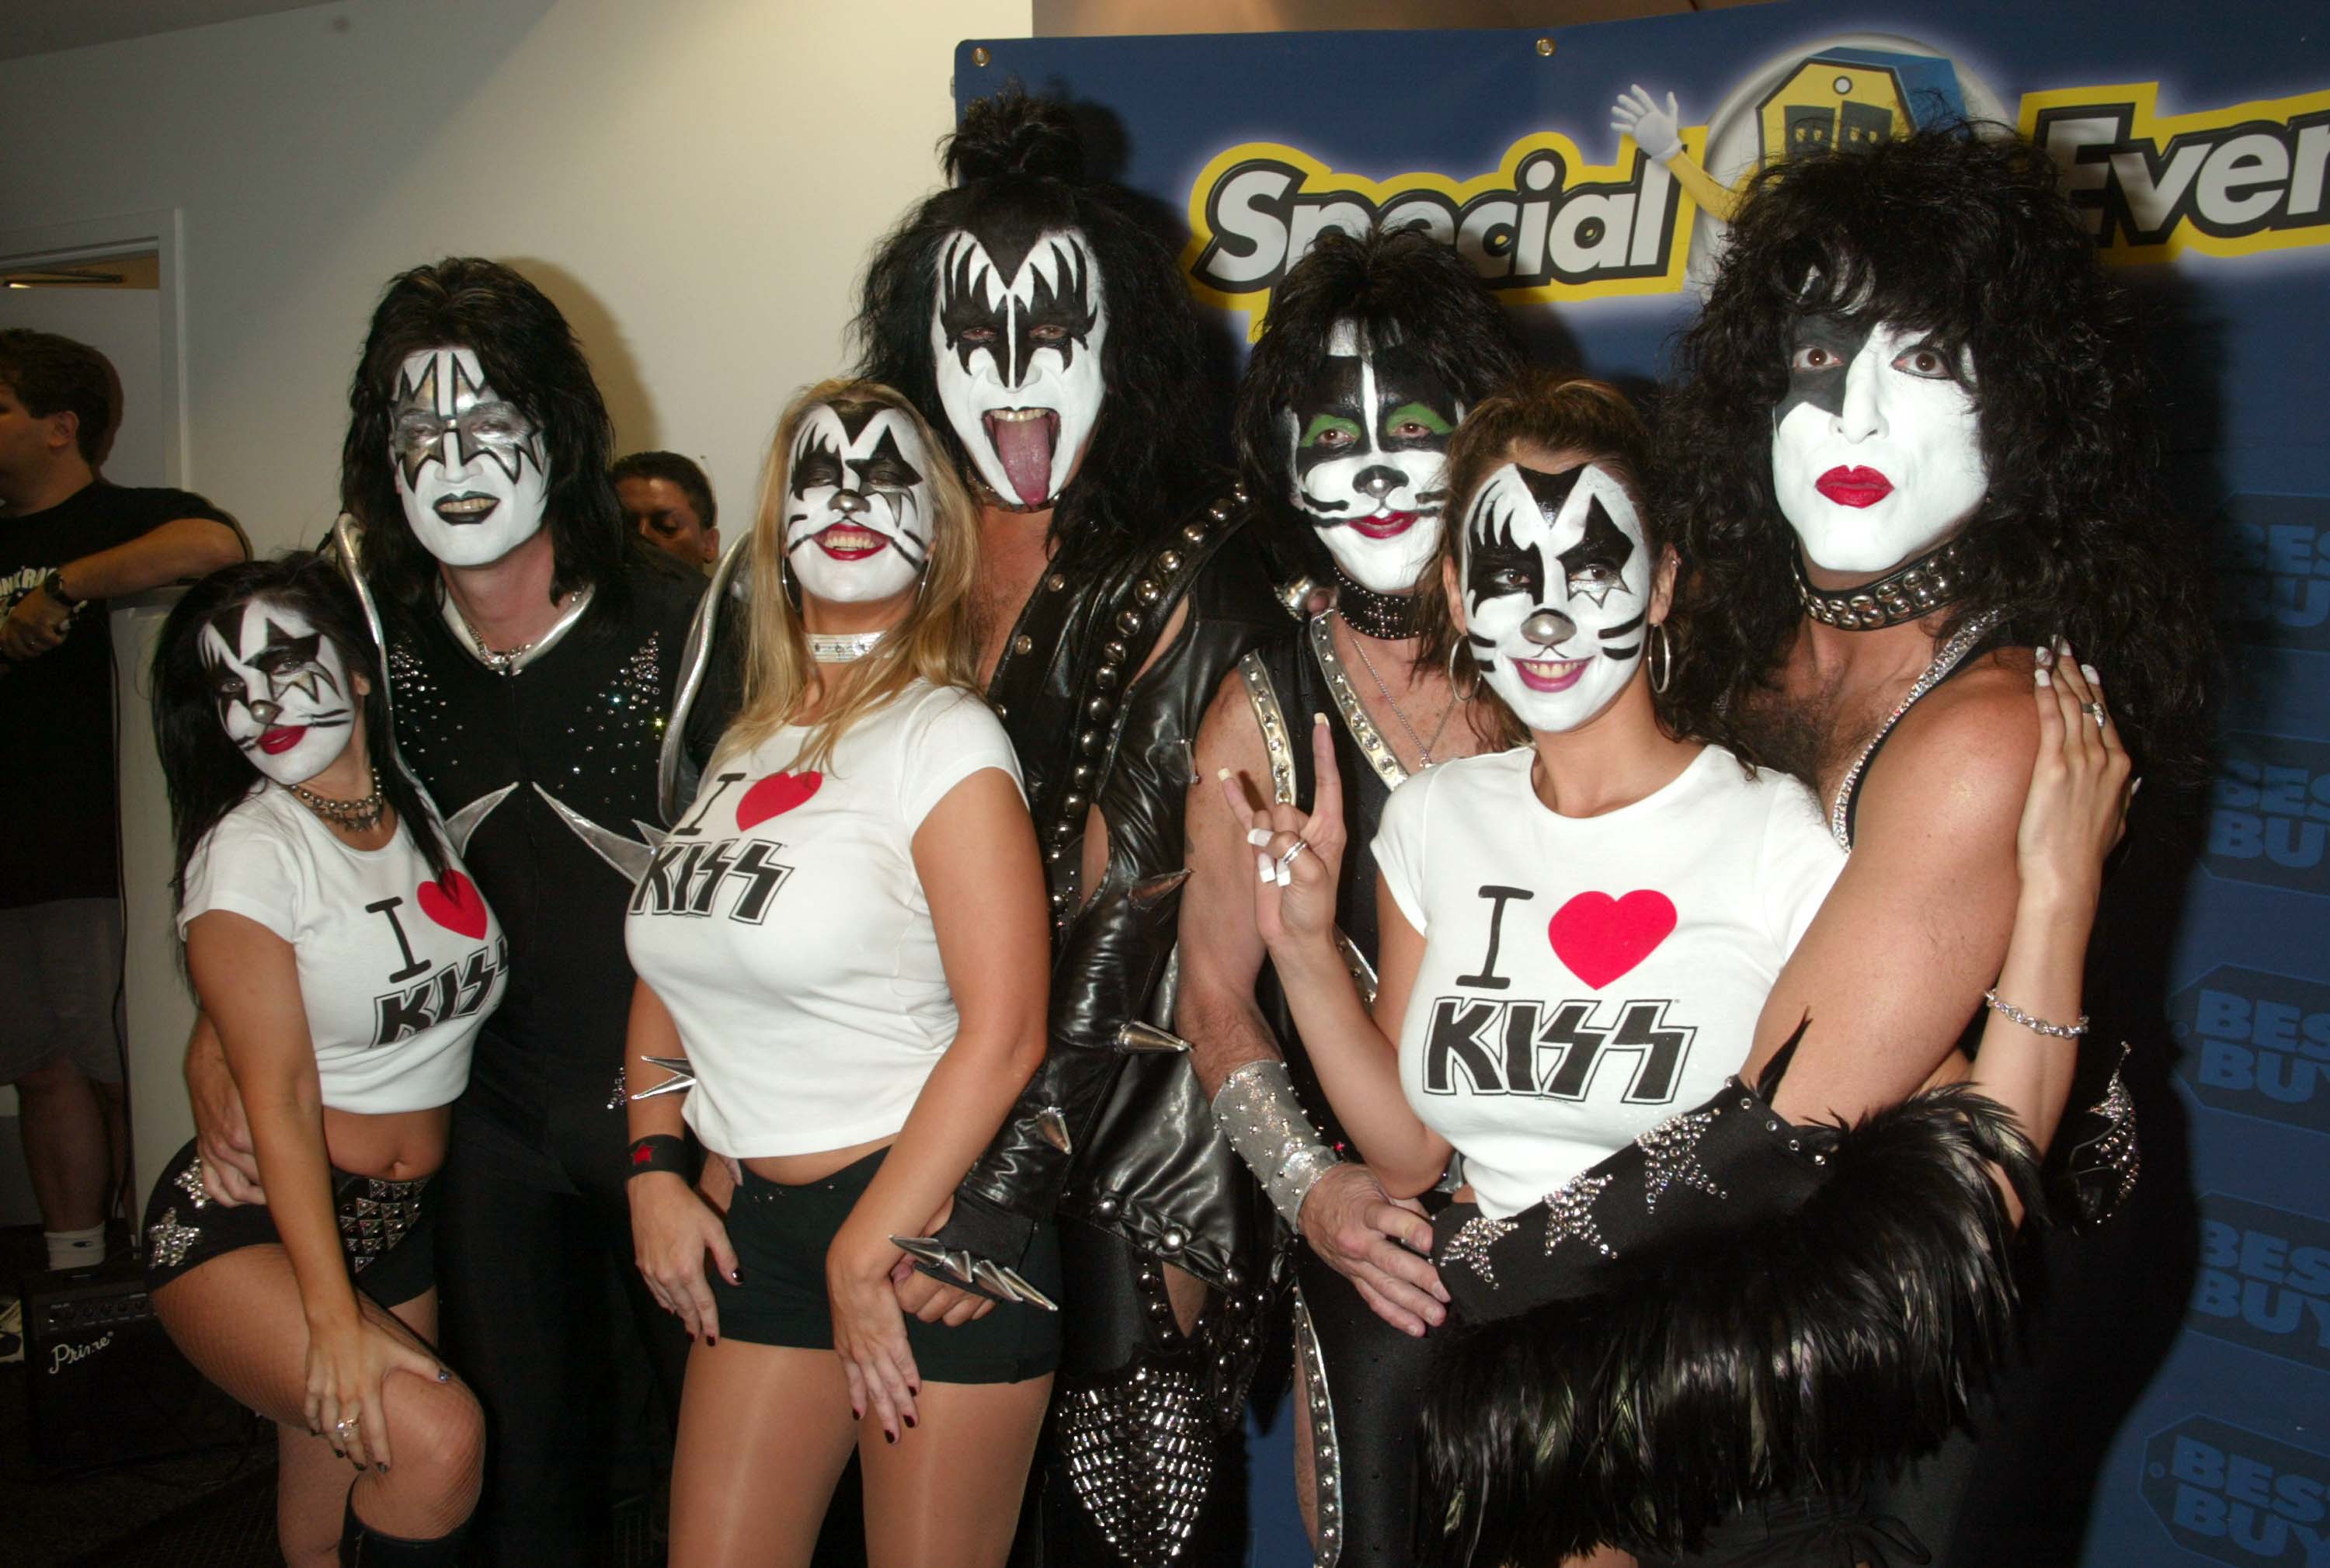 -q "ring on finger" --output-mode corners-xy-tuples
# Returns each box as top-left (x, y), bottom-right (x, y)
(1275, 838), (1309, 872)
(2081, 701), (2107, 730)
